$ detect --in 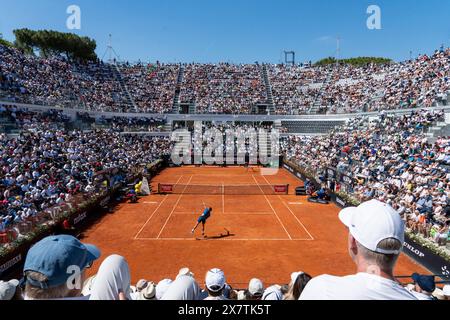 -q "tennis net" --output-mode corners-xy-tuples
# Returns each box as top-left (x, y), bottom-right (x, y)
(158, 183), (289, 195)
